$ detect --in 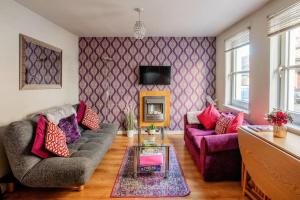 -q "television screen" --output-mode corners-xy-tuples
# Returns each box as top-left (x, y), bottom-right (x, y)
(139, 66), (171, 85)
